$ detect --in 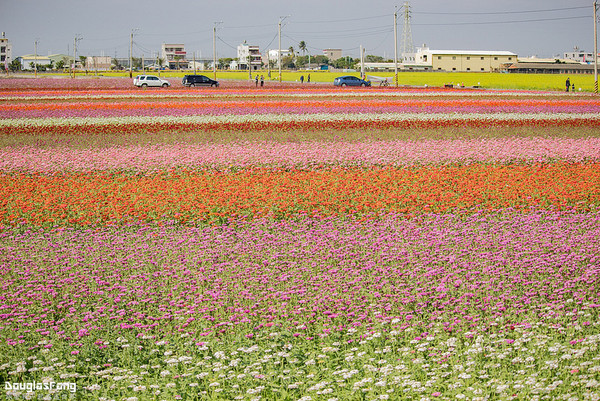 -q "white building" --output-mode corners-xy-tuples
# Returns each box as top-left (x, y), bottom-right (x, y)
(267, 49), (290, 68)
(1, 32), (12, 70)
(564, 47), (596, 64)
(237, 42), (262, 70)
(161, 43), (188, 69)
(415, 47), (517, 72)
